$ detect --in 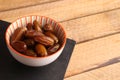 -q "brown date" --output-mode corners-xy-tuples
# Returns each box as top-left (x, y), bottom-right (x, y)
(24, 49), (37, 57)
(25, 30), (44, 38)
(33, 20), (42, 32)
(47, 44), (60, 54)
(43, 24), (53, 32)
(34, 35), (54, 46)
(23, 39), (35, 47)
(10, 20), (61, 57)
(11, 27), (27, 42)
(11, 41), (27, 53)
(45, 31), (58, 43)
(26, 23), (33, 30)
(35, 44), (47, 57)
